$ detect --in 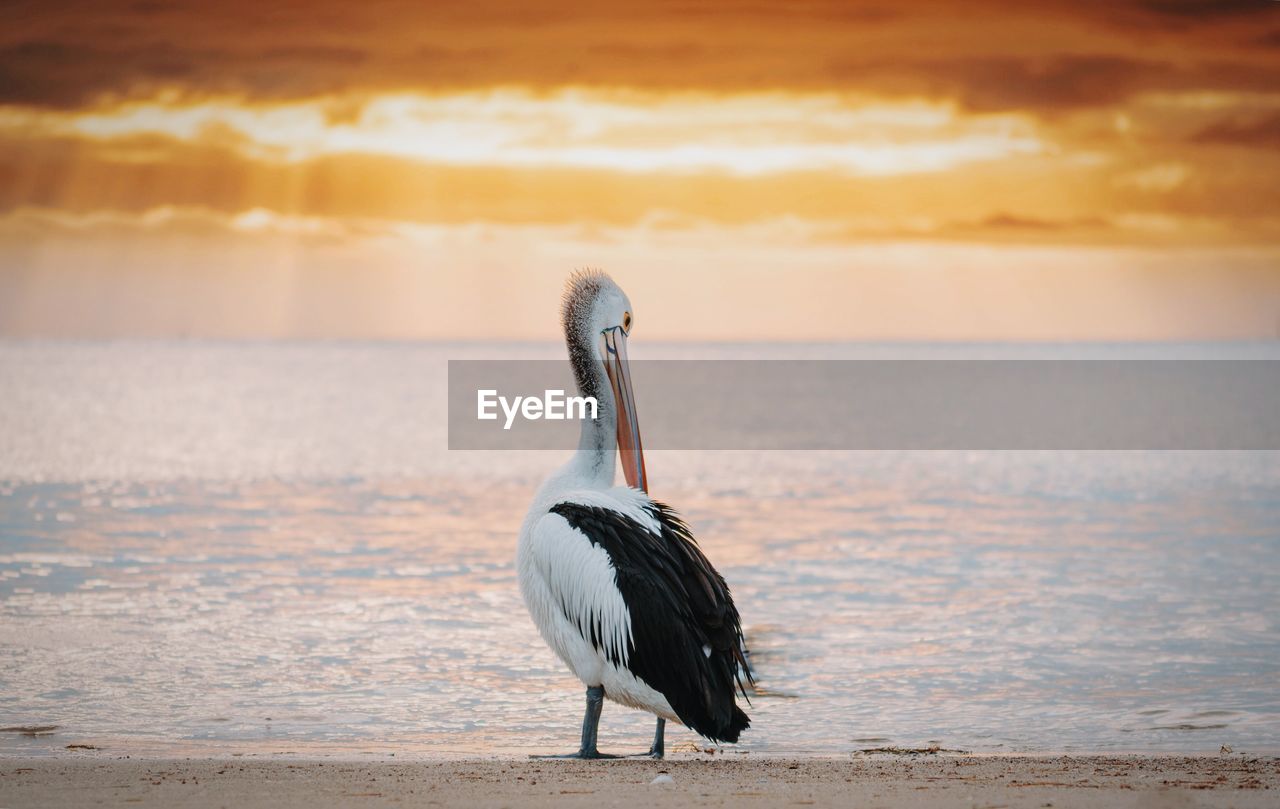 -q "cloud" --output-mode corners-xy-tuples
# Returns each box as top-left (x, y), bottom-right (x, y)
(0, 39), (379, 107)
(1, 1), (1277, 110)
(0, 204), (373, 245)
(0, 40), (162, 107)
(1136, 1), (1274, 22)
(0, 90), (1044, 181)
(2, 109), (1277, 246)
(830, 55), (1162, 113)
(827, 55), (1280, 113)
(1114, 163), (1190, 193)
(972, 212), (1111, 232)
(1192, 111), (1280, 149)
